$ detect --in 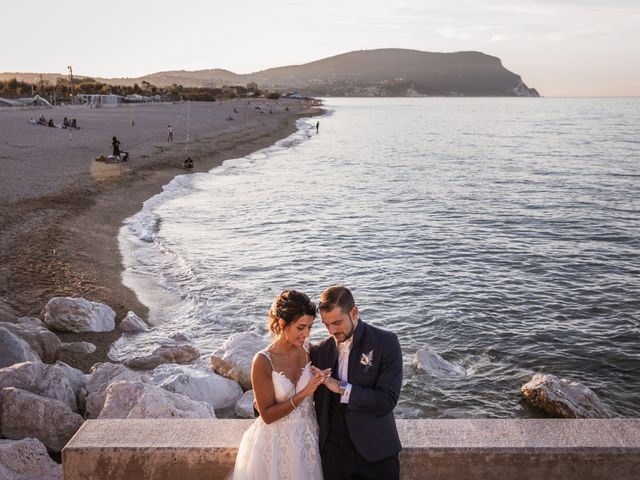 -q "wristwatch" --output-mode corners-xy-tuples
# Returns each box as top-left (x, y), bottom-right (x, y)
(338, 381), (348, 395)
